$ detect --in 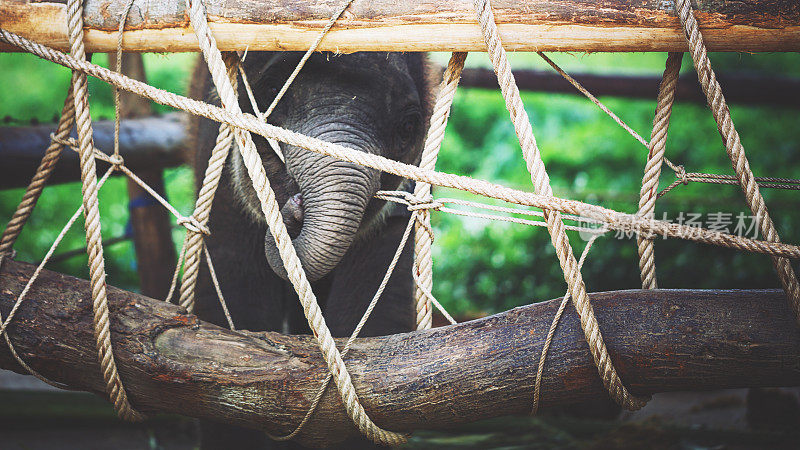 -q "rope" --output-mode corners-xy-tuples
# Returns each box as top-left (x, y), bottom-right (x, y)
(413, 52), (467, 330)
(532, 231), (602, 415)
(473, 0), (647, 410)
(184, 0), (406, 444)
(269, 213), (415, 441)
(65, 0), (141, 421)
(636, 52), (682, 289)
(178, 52), (238, 313)
(0, 0), (799, 438)
(658, 171), (800, 198)
(2, 29), (797, 260)
(676, 0), (800, 324)
(536, 52), (683, 176)
(0, 89), (75, 255)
